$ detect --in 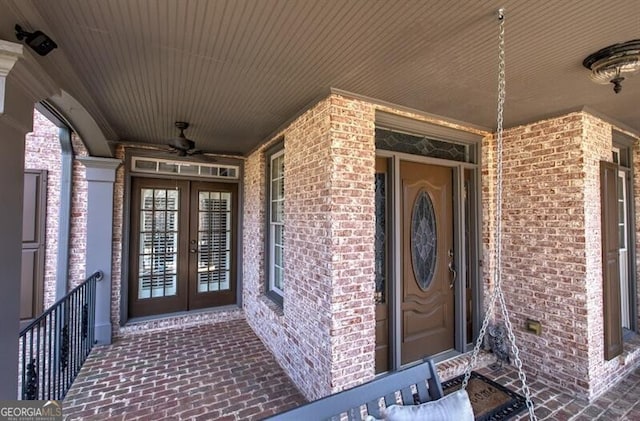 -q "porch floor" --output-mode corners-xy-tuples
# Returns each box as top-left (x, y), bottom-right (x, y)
(63, 319), (305, 420)
(63, 319), (640, 420)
